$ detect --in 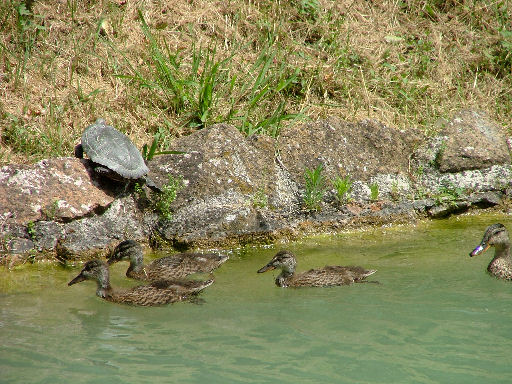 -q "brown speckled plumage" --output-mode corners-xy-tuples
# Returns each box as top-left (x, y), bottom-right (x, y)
(107, 240), (228, 281)
(257, 250), (377, 288)
(68, 260), (214, 306)
(470, 223), (512, 280)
